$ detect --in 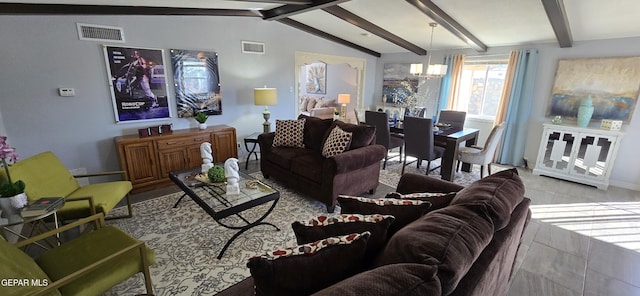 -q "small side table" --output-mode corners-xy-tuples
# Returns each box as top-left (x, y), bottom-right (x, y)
(1, 200), (64, 250)
(244, 132), (261, 169)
